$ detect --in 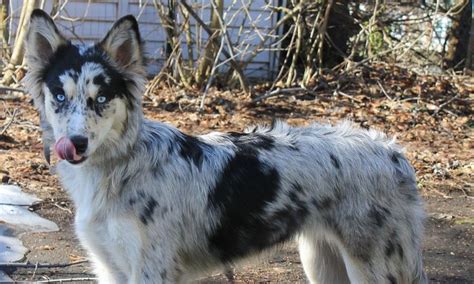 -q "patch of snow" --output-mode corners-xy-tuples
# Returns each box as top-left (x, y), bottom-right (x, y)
(0, 234), (28, 262)
(0, 270), (12, 282)
(0, 184), (60, 279)
(0, 185), (58, 233)
(0, 185), (40, 206)
(0, 204), (58, 233)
